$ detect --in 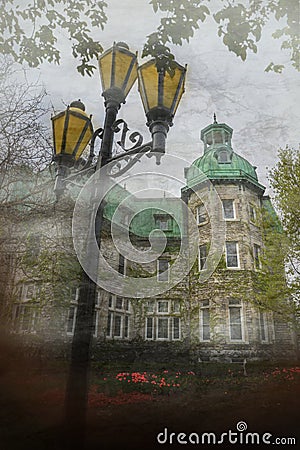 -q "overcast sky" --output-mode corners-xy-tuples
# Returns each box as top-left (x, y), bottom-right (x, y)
(25, 0), (299, 193)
